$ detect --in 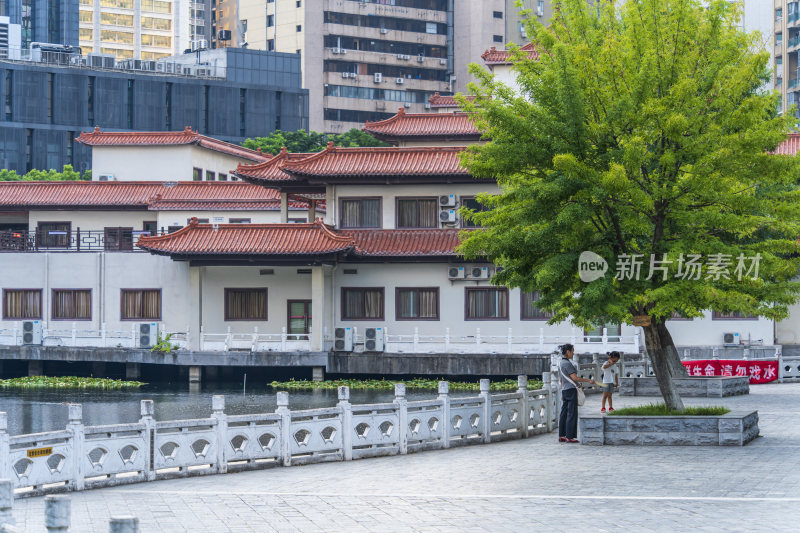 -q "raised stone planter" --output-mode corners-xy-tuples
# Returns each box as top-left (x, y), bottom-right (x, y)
(619, 376), (749, 397)
(579, 411), (759, 446)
